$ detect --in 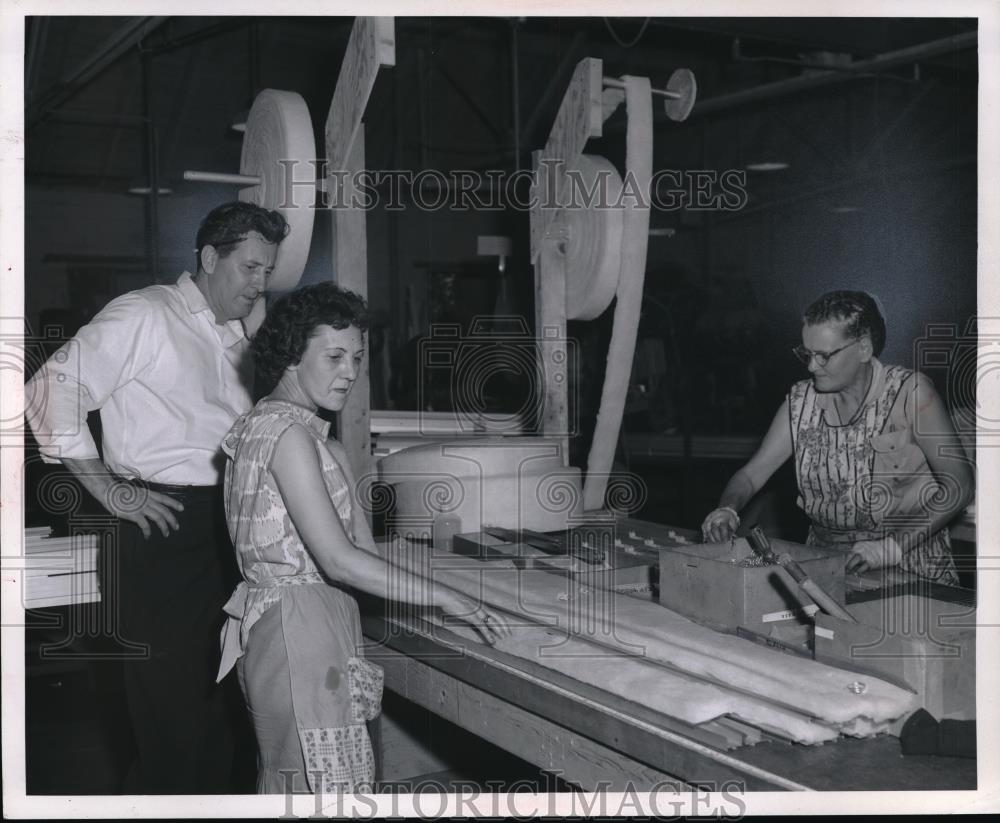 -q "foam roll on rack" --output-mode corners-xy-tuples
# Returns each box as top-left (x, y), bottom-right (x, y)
(184, 88), (316, 331)
(563, 154), (624, 321)
(238, 89), (316, 291)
